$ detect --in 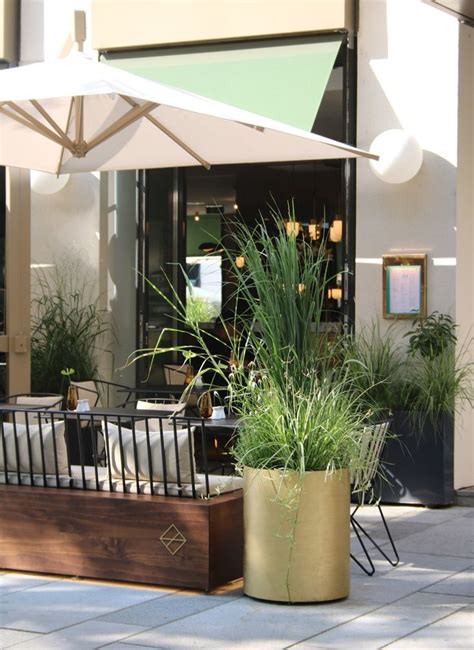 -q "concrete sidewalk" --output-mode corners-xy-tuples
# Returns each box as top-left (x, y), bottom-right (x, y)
(0, 505), (472, 649)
